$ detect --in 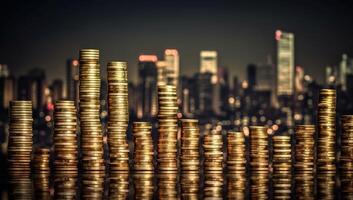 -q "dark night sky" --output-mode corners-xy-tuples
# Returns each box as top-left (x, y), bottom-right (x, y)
(1, 0), (353, 84)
